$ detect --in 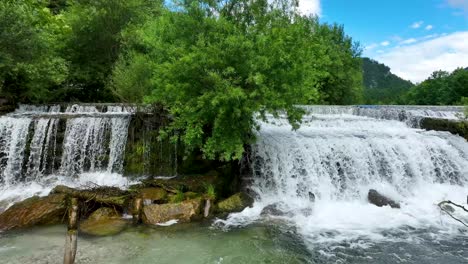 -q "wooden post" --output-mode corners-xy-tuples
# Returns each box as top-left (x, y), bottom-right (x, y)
(132, 198), (143, 224)
(204, 199), (211, 218)
(64, 198), (79, 264)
